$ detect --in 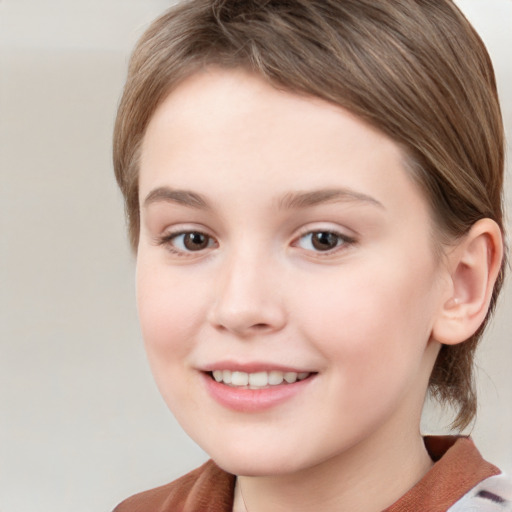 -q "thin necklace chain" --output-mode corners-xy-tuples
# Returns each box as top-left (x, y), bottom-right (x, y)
(239, 479), (250, 512)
